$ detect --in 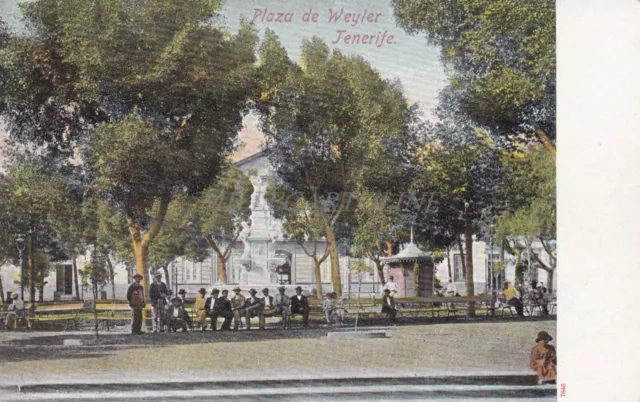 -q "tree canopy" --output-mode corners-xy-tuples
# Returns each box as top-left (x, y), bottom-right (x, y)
(393, 0), (555, 141)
